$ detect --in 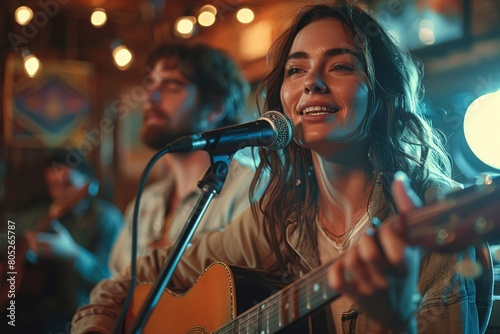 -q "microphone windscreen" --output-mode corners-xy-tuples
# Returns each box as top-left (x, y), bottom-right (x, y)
(260, 111), (295, 150)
